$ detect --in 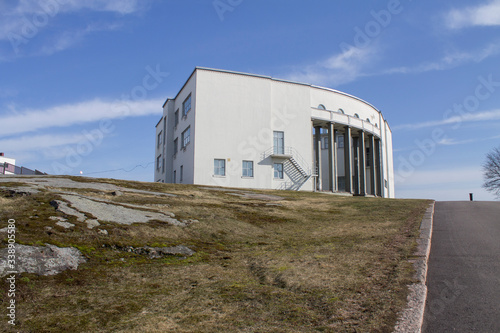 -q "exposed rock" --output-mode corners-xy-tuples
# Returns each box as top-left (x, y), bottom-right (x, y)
(50, 200), (86, 222)
(59, 194), (184, 226)
(107, 244), (195, 259)
(50, 216), (68, 222)
(86, 219), (100, 229)
(55, 221), (75, 229)
(97, 229), (108, 235)
(0, 244), (86, 277)
(0, 186), (40, 196)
